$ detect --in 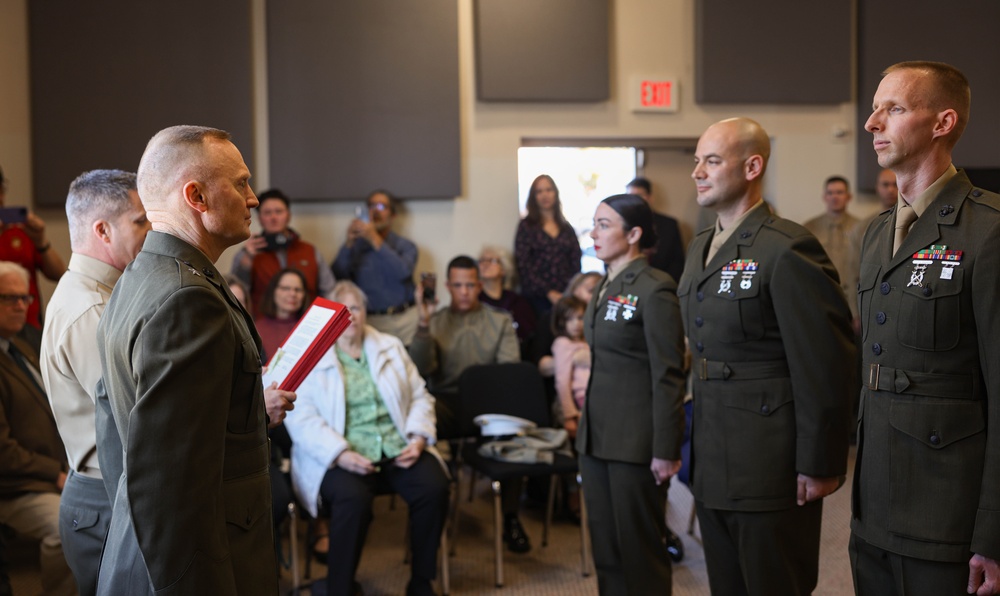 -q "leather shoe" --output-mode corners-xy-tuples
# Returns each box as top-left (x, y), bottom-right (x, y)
(665, 529), (684, 563)
(503, 515), (532, 553)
